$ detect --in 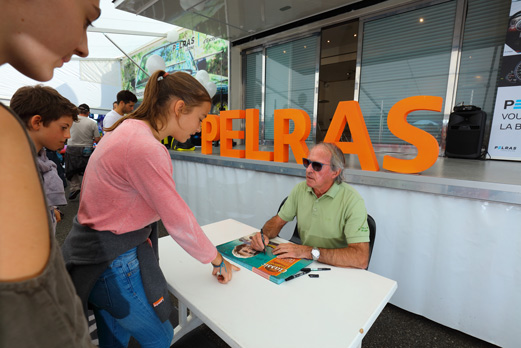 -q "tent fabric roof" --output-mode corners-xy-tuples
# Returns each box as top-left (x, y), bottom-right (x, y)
(0, 60), (120, 113)
(85, 1), (181, 59)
